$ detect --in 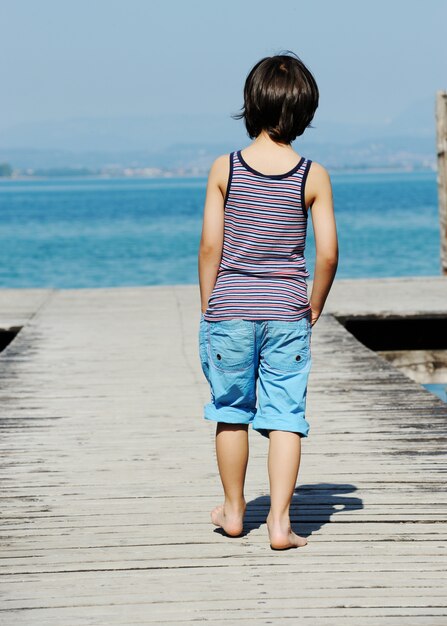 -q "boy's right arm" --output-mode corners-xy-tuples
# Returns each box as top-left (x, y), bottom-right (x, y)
(306, 162), (338, 326)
